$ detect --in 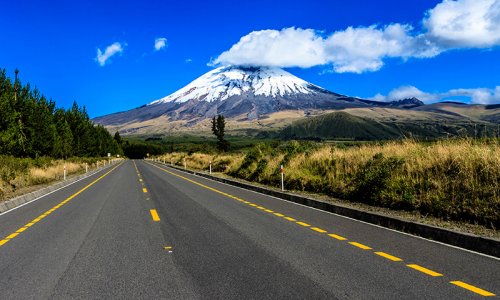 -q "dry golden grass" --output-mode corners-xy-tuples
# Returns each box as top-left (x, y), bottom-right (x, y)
(154, 139), (500, 228)
(0, 157), (111, 201)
